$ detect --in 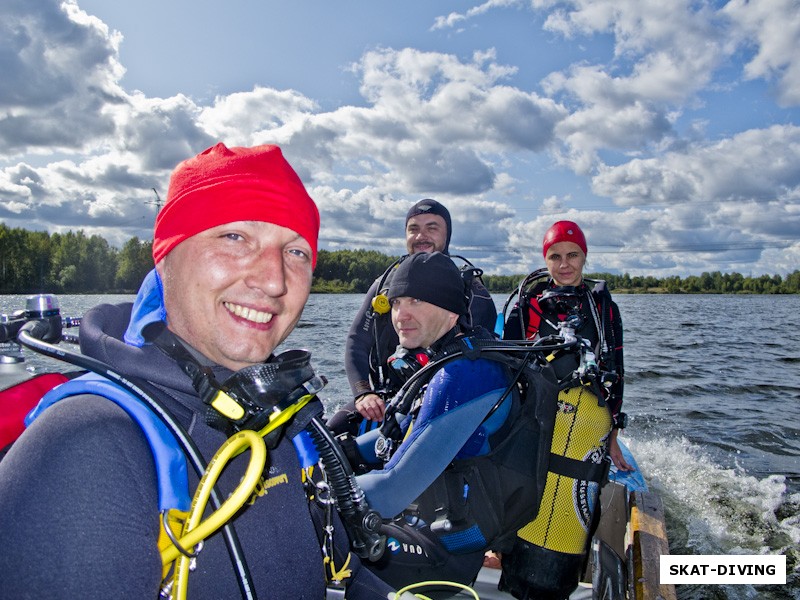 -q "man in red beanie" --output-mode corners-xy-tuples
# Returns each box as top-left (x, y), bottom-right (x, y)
(152, 142), (320, 371)
(0, 144), (395, 599)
